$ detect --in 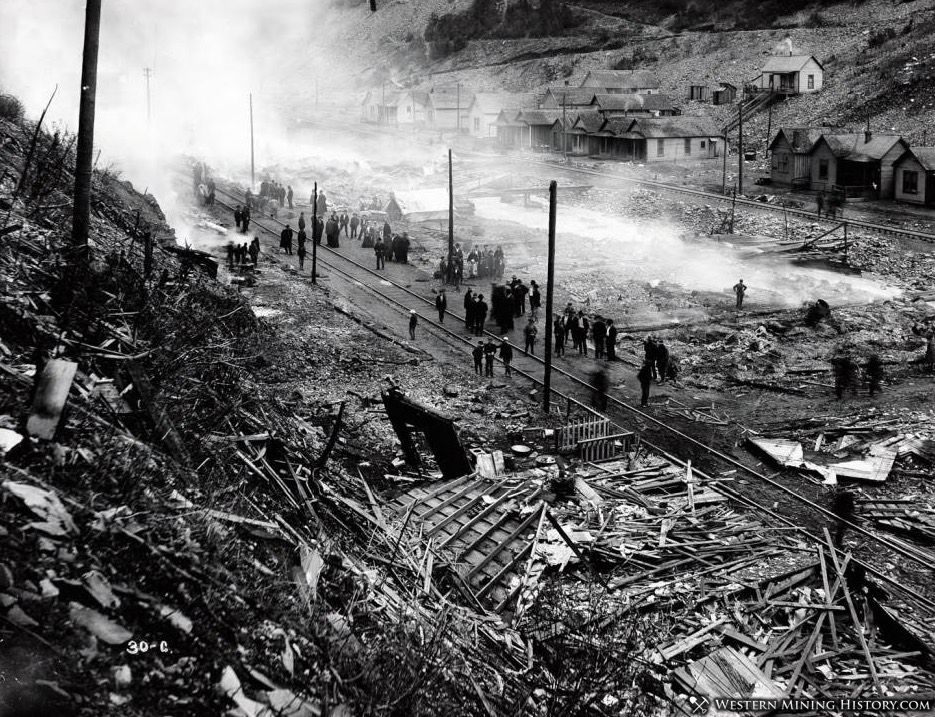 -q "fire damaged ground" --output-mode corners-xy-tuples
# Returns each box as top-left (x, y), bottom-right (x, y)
(3, 107), (935, 717)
